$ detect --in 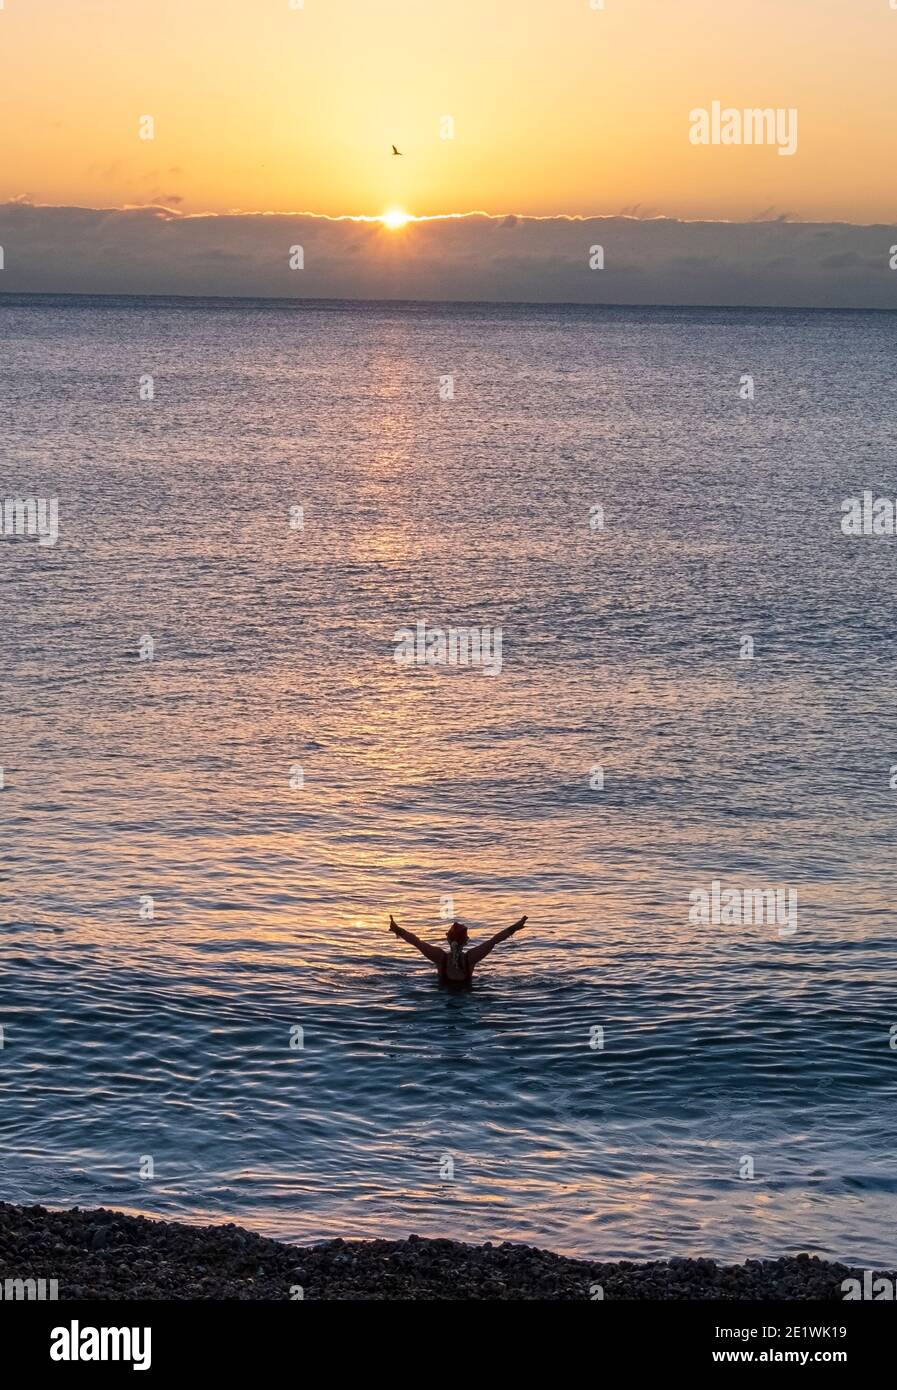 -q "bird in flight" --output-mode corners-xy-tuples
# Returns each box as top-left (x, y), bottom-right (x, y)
(392, 144), (403, 156)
